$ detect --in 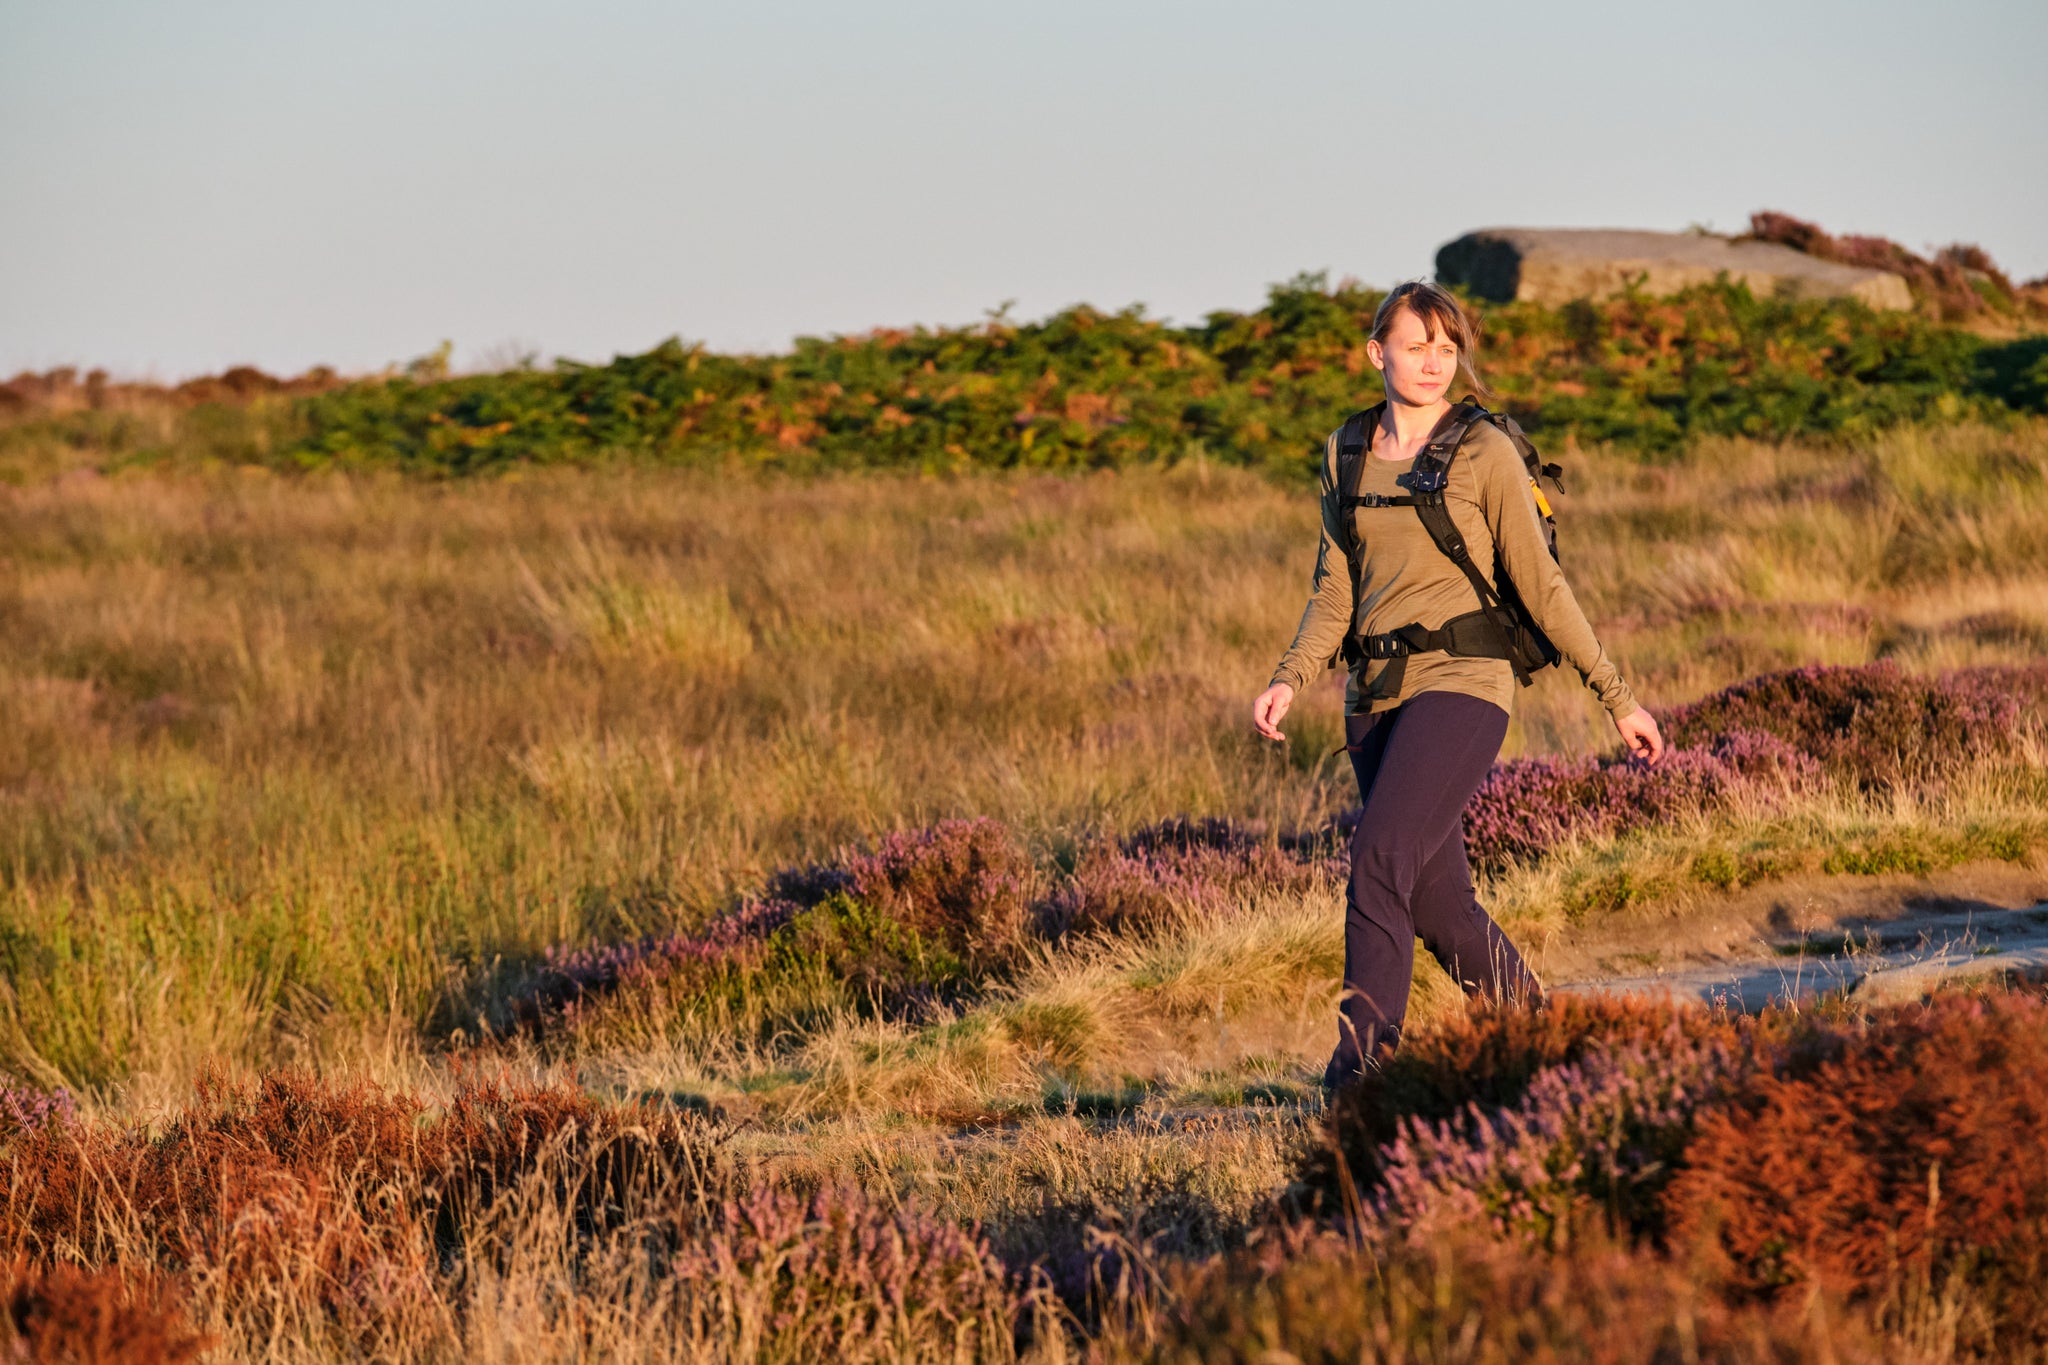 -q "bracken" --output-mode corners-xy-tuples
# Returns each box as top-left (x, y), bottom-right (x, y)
(1669, 990), (2048, 1344)
(0, 1070), (730, 1332)
(0, 1260), (209, 1365)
